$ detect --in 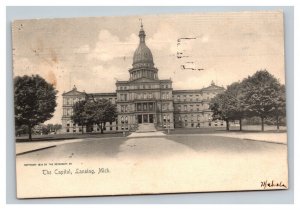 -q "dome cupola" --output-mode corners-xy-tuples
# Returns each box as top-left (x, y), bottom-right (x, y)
(129, 21), (158, 81)
(132, 22), (154, 68)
